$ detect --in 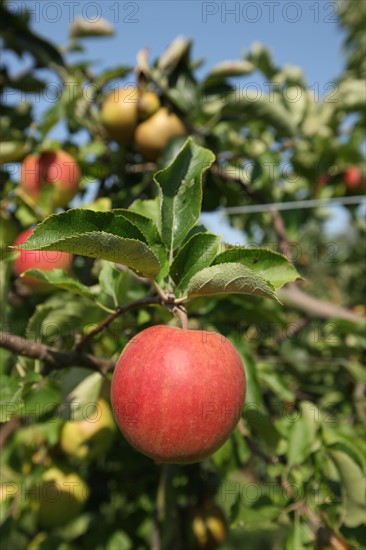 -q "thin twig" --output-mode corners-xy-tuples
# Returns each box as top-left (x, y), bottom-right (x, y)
(75, 295), (161, 351)
(0, 332), (115, 376)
